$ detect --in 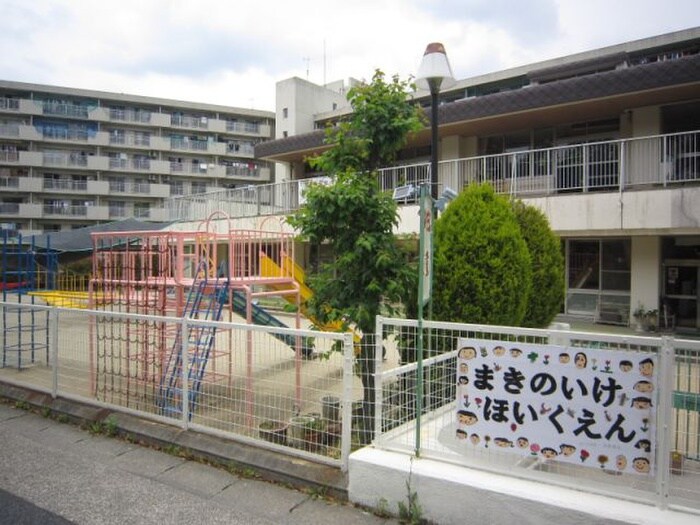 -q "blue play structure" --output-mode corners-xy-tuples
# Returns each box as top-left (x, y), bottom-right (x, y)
(1, 230), (57, 369)
(158, 263), (230, 418)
